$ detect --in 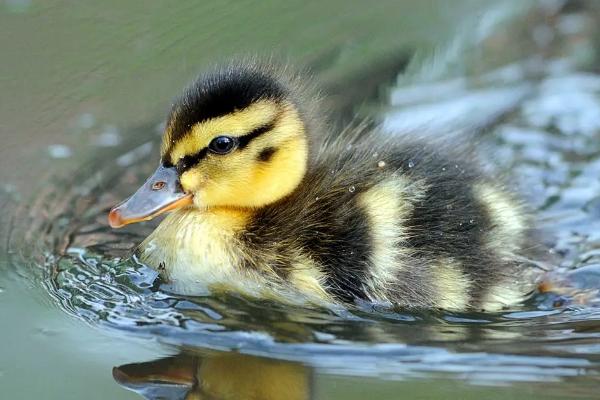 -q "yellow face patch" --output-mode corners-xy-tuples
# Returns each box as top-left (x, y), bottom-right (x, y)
(161, 100), (308, 209)
(164, 100), (281, 163)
